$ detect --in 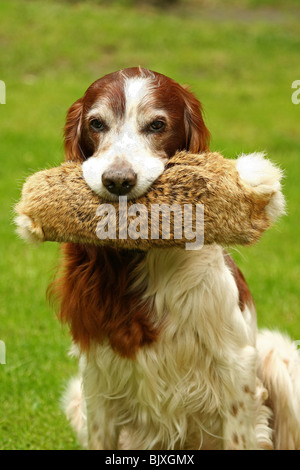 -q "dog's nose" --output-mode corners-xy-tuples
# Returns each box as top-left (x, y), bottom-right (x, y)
(102, 168), (137, 196)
